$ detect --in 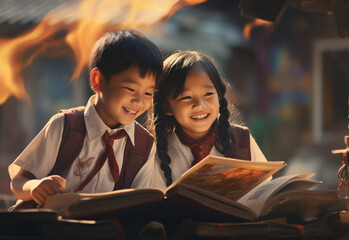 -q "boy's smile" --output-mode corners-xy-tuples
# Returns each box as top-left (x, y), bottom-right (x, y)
(122, 106), (137, 115)
(166, 64), (220, 140)
(93, 66), (155, 128)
